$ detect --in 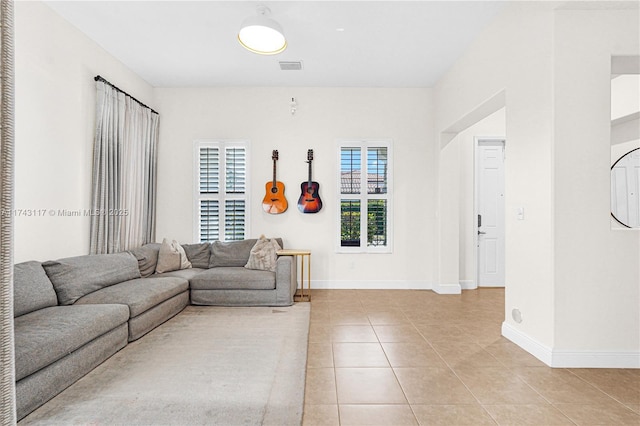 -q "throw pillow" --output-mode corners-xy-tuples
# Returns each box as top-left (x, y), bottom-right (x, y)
(245, 235), (282, 272)
(128, 243), (161, 277)
(14, 261), (59, 316)
(209, 239), (257, 268)
(176, 242), (192, 270)
(181, 243), (211, 269)
(43, 252), (141, 305)
(156, 239), (192, 274)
